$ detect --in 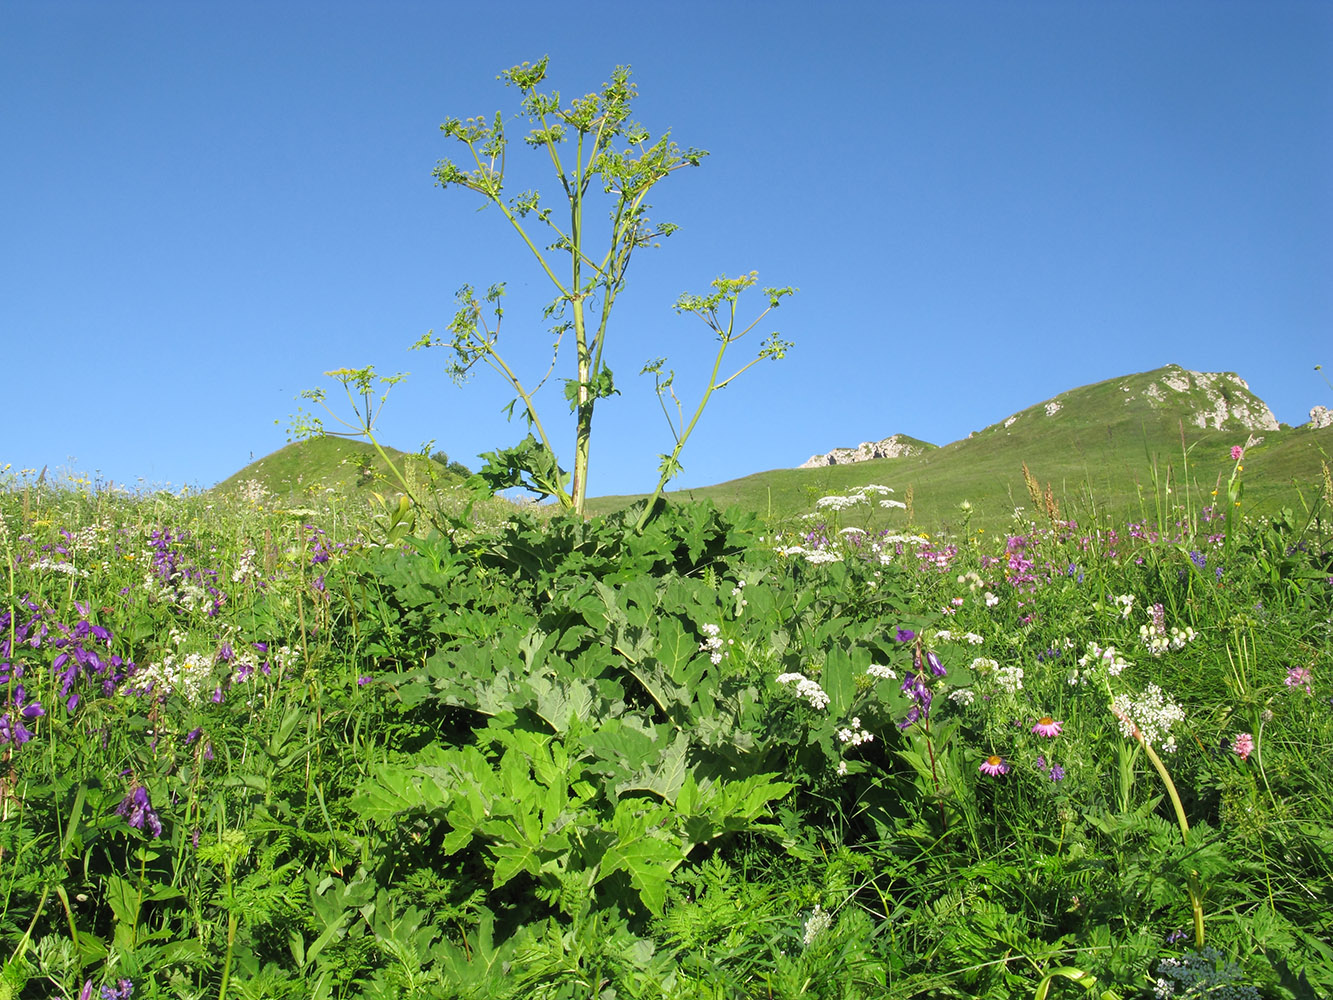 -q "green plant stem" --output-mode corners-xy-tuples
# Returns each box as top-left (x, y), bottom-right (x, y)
(1137, 735), (1205, 947)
